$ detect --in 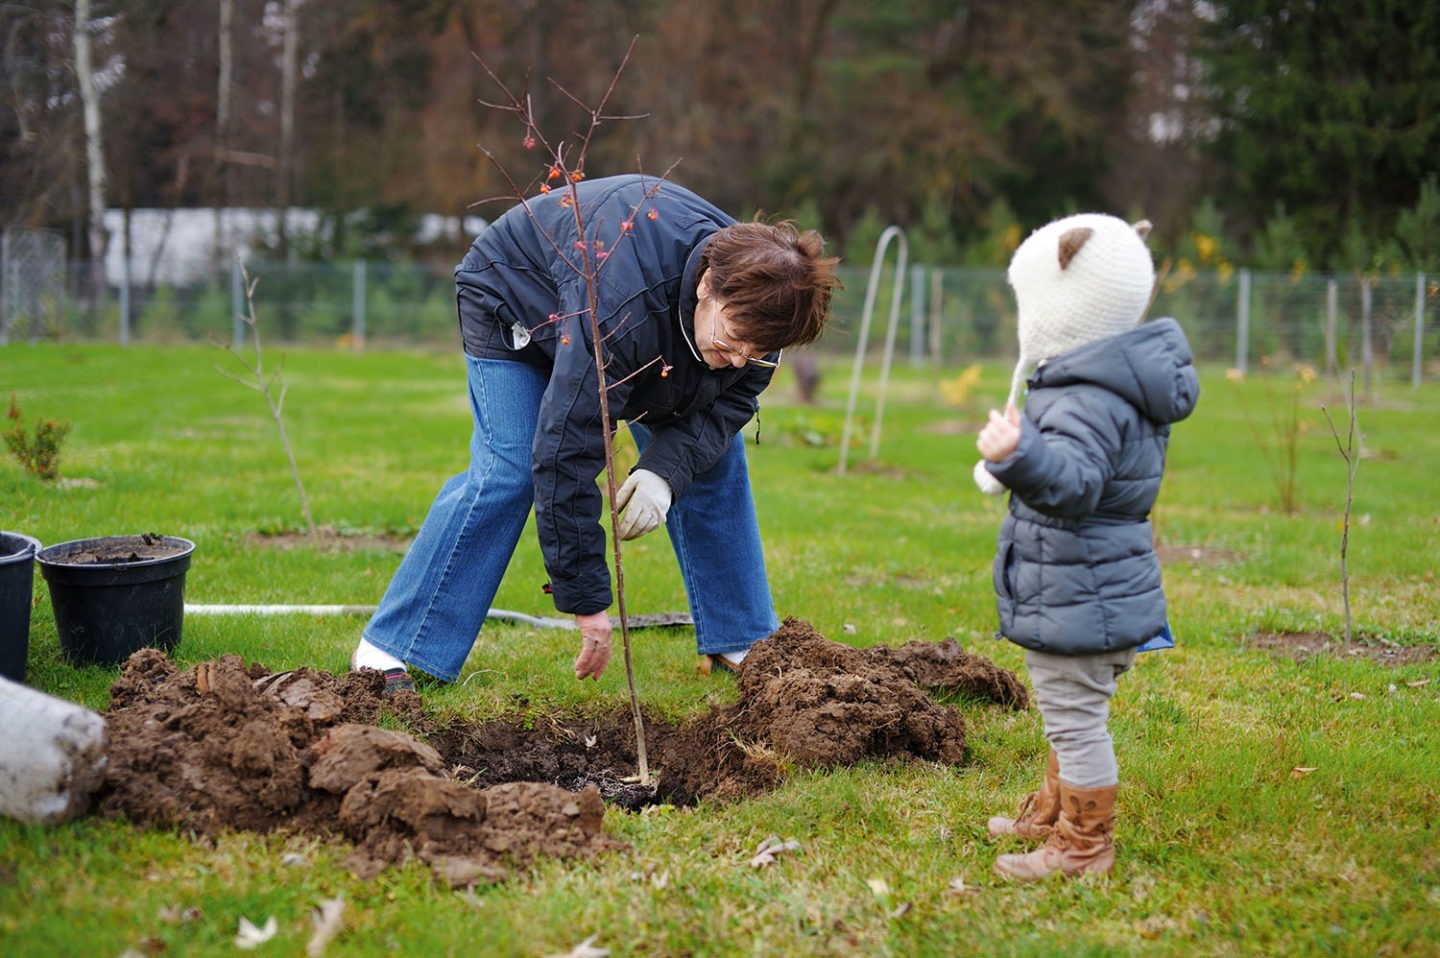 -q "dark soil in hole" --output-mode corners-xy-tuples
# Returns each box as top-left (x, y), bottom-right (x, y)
(246, 527), (412, 553)
(1245, 630), (1440, 666)
(96, 618), (1024, 886)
